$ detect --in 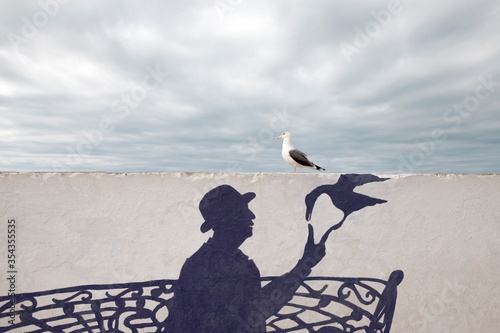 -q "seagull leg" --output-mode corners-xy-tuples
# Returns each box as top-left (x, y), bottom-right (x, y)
(293, 166), (296, 173)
